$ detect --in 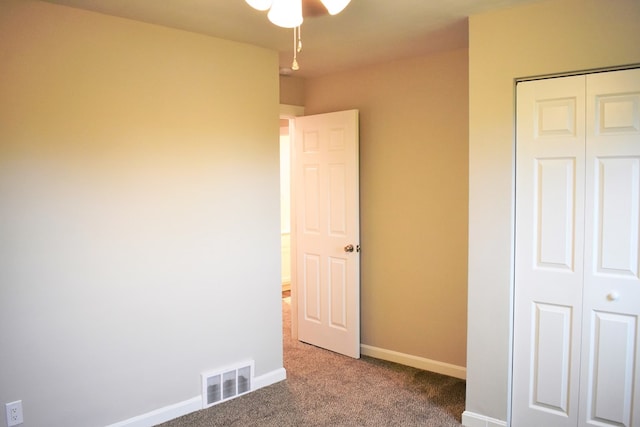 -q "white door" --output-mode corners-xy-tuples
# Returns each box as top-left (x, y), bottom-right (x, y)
(513, 68), (640, 427)
(293, 110), (360, 358)
(579, 69), (640, 427)
(513, 74), (586, 427)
